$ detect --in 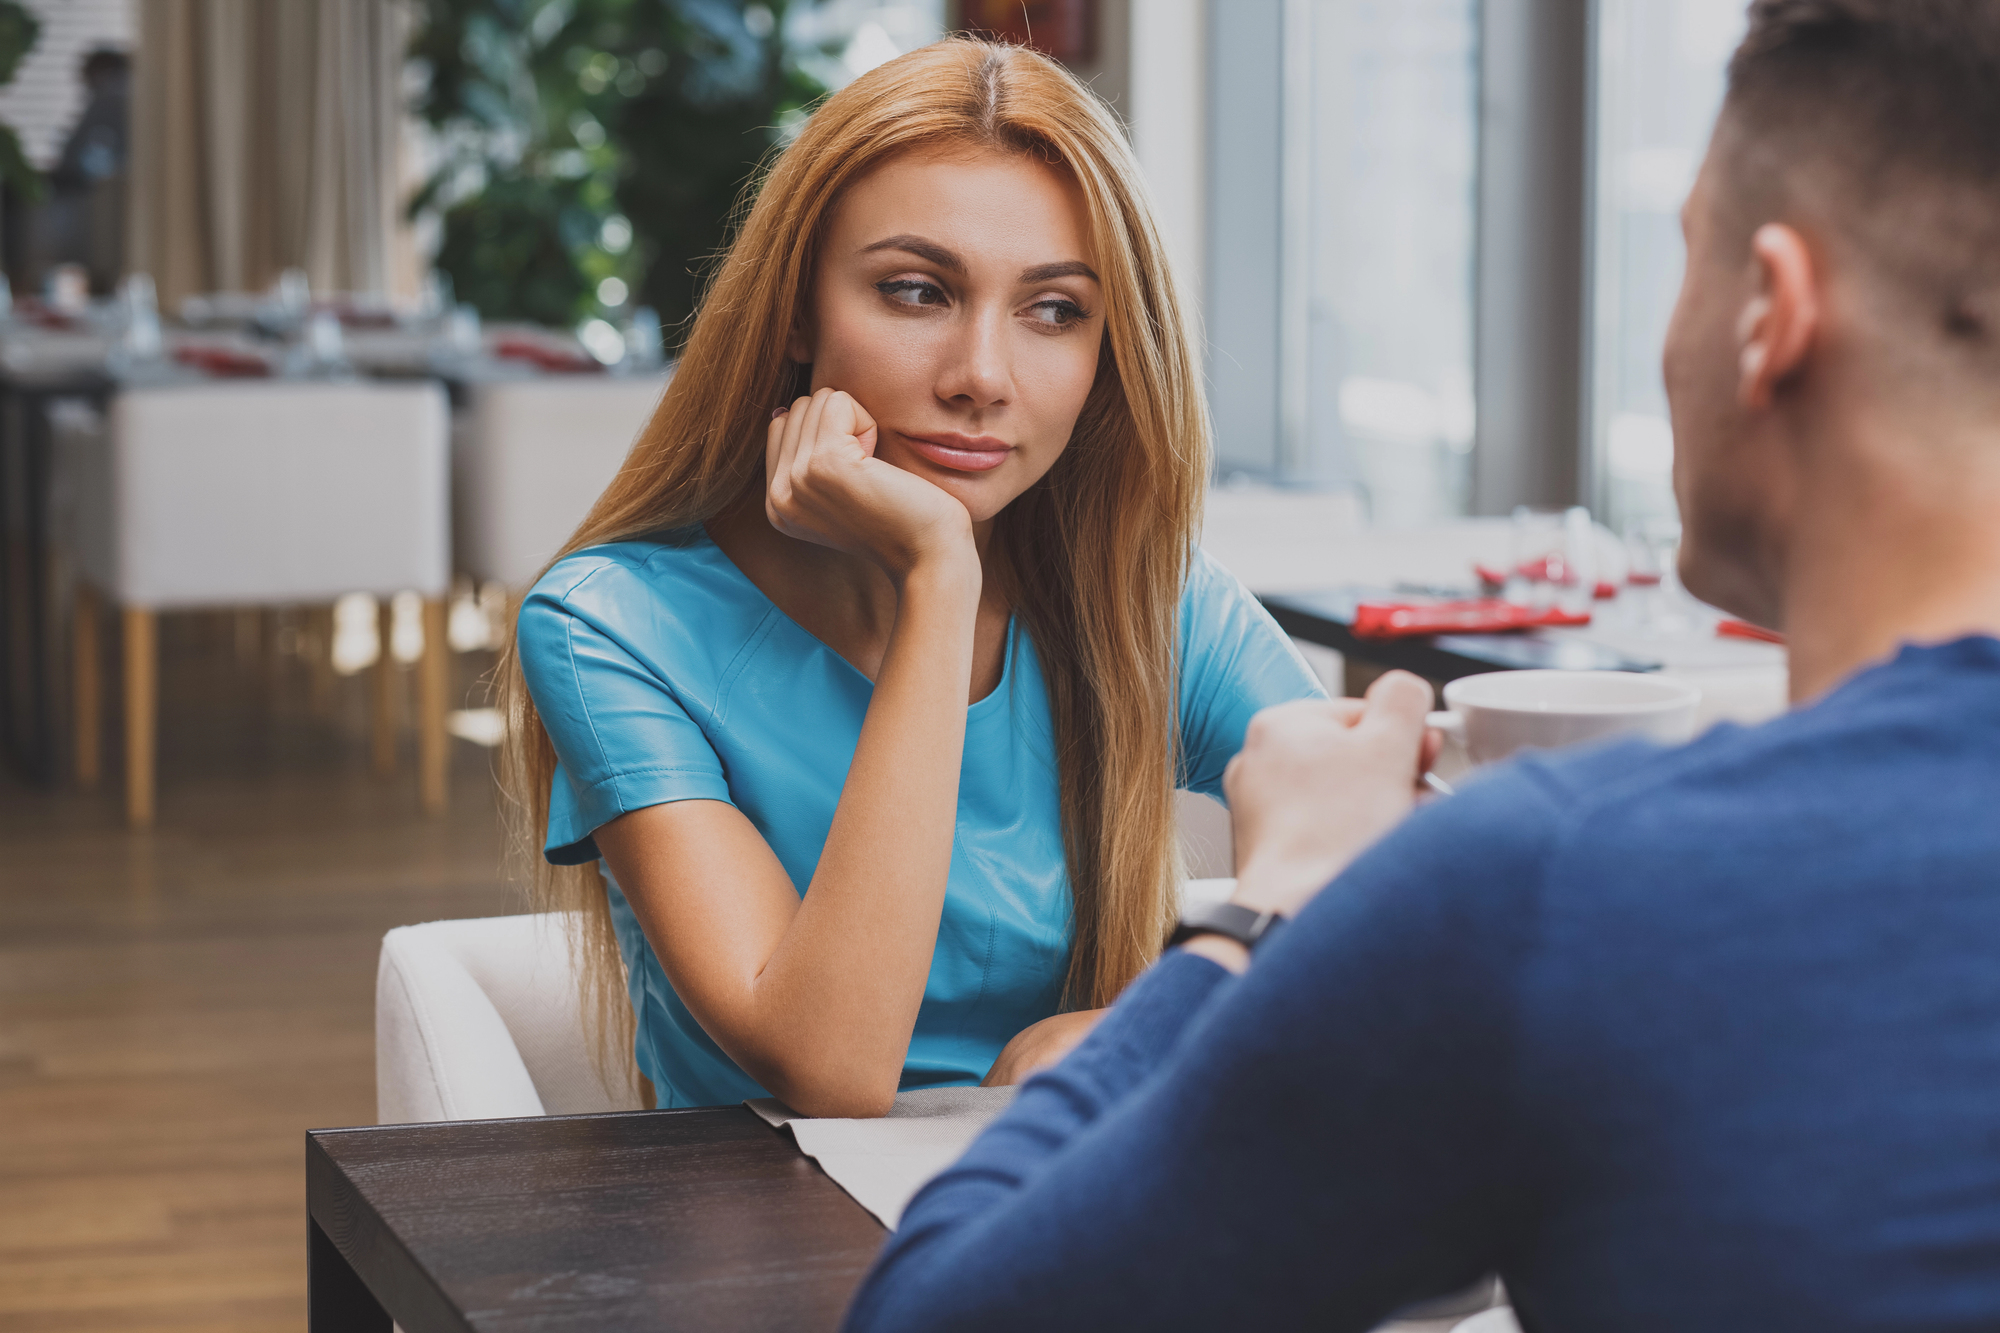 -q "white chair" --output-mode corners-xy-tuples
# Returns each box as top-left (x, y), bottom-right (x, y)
(68, 380), (452, 826)
(375, 880), (1242, 1125)
(376, 914), (646, 1123)
(453, 372), (671, 590)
